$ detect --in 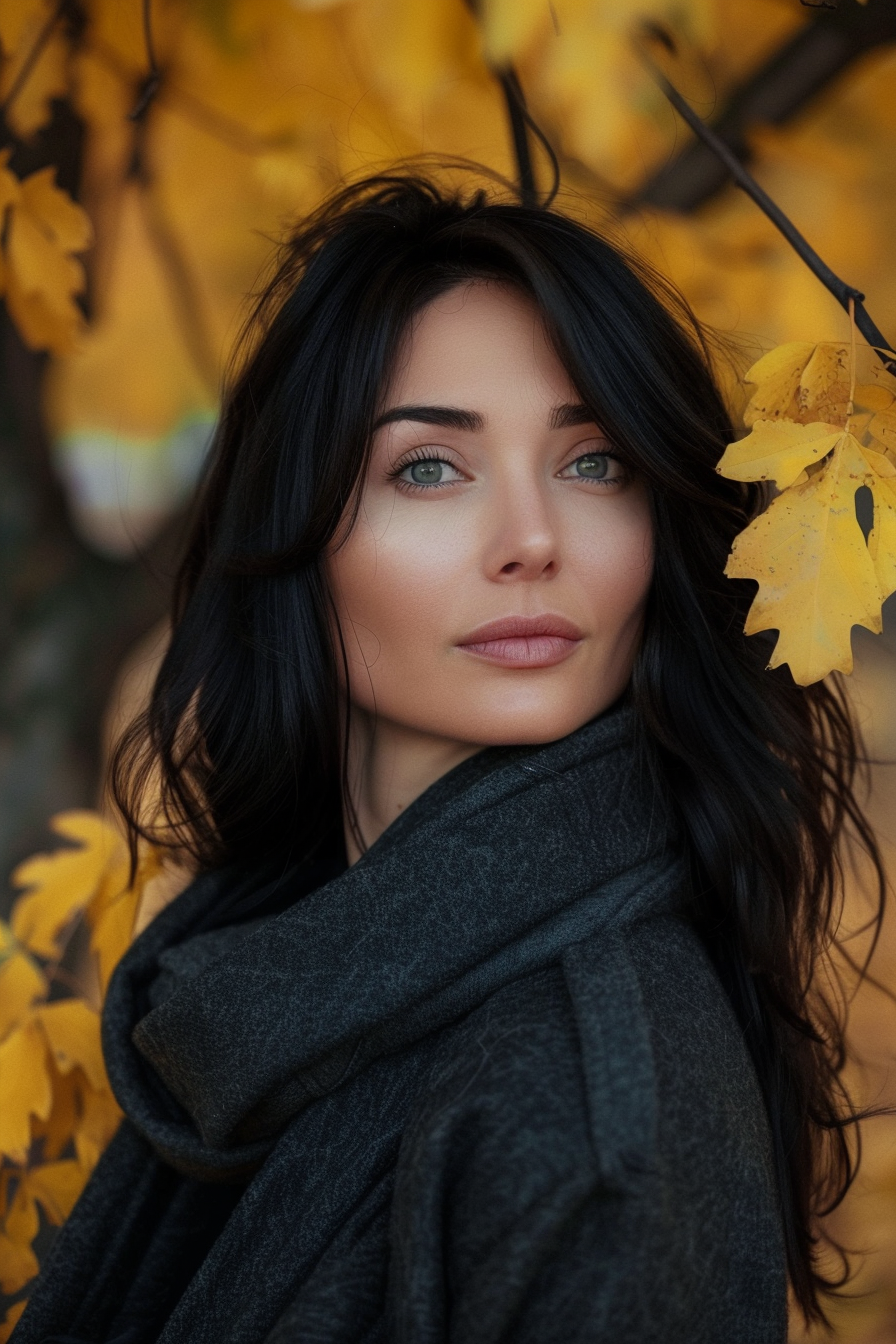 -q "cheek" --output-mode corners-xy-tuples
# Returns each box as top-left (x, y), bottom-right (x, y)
(569, 492), (654, 637)
(326, 507), (471, 684)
